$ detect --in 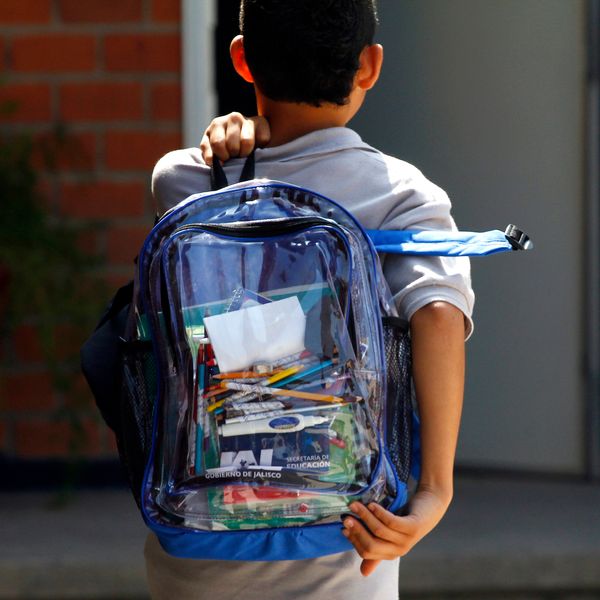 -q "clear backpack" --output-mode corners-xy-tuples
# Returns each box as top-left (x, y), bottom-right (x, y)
(87, 158), (530, 561)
